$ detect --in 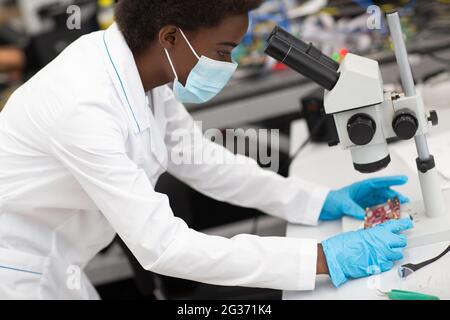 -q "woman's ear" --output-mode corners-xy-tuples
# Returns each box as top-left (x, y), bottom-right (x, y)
(159, 26), (179, 50)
